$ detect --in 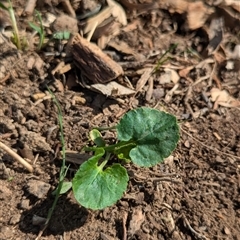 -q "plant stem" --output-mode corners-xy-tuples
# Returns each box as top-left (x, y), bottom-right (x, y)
(36, 10), (44, 50)
(94, 125), (117, 131)
(152, 43), (178, 73)
(84, 140), (136, 153)
(8, 0), (21, 49)
(99, 152), (111, 170)
(43, 88), (67, 226)
(38, 32), (44, 50)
